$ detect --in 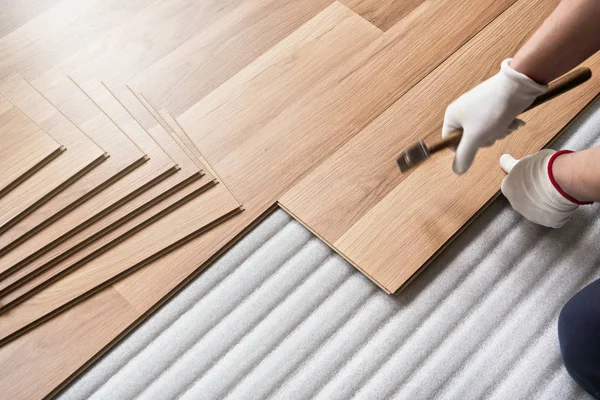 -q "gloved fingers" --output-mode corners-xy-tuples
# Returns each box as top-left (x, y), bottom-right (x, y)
(500, 154), (519, 173)
(453, 135), (479, 174)
(441, 106), (461, 139)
